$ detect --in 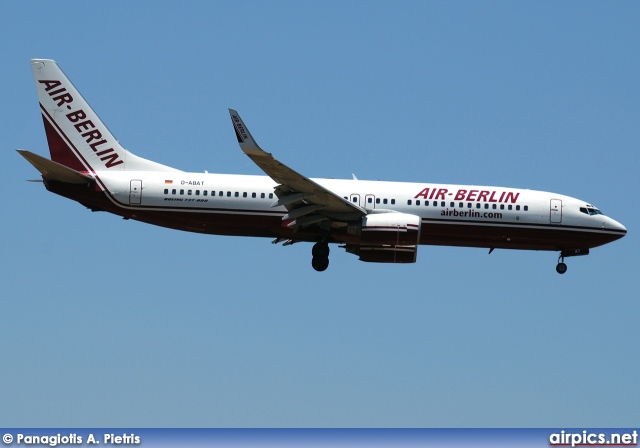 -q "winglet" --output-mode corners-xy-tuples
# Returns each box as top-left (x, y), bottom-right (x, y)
(228, 109), (265, 156)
